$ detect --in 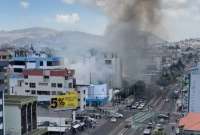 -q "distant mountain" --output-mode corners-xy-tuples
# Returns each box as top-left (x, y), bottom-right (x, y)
(0, 27), (165, 63)
(0, 27), (106, 62)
